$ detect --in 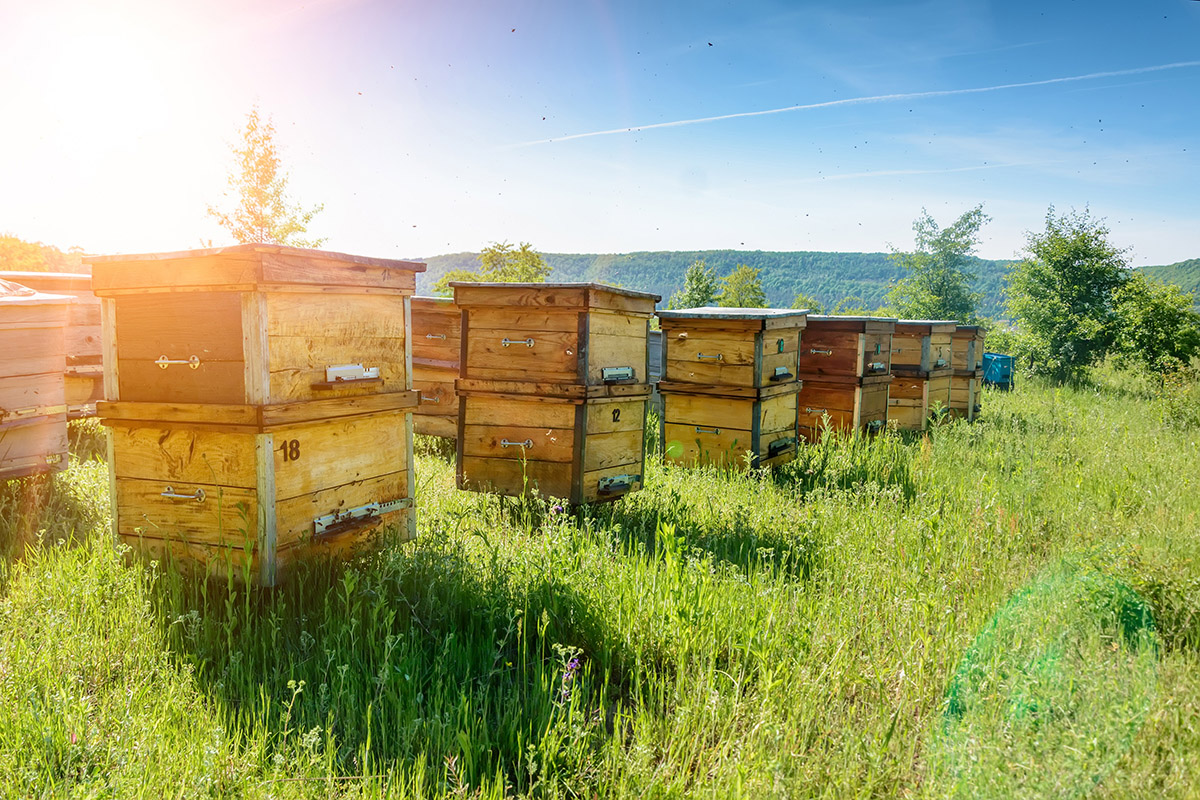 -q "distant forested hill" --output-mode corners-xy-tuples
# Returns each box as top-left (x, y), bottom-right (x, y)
(416, 249), (1015, 317)
(1142, 258), (1200, 305)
